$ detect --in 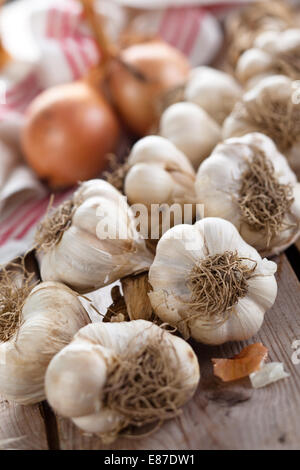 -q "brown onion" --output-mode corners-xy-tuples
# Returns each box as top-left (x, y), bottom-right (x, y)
(21, 81), (120, 188)
(108, 40), (190, 136)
